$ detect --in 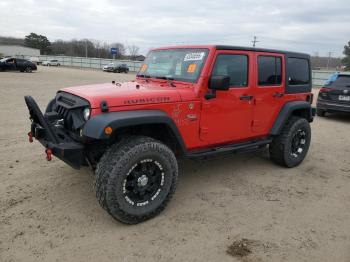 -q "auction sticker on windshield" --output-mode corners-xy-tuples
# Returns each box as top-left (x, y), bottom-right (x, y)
(184, 52), (205, 61)
(140, 64), (147, 72)
(187, 64), (197, 73)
